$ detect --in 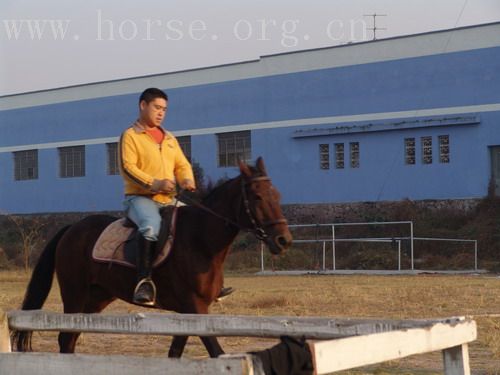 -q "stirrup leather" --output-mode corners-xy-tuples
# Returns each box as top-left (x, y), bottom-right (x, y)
(133, 278), (157, 306)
